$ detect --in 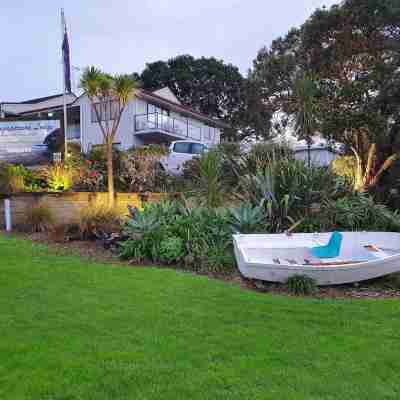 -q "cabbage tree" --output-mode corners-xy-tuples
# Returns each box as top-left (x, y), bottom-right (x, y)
(80, 67), (138, 205)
